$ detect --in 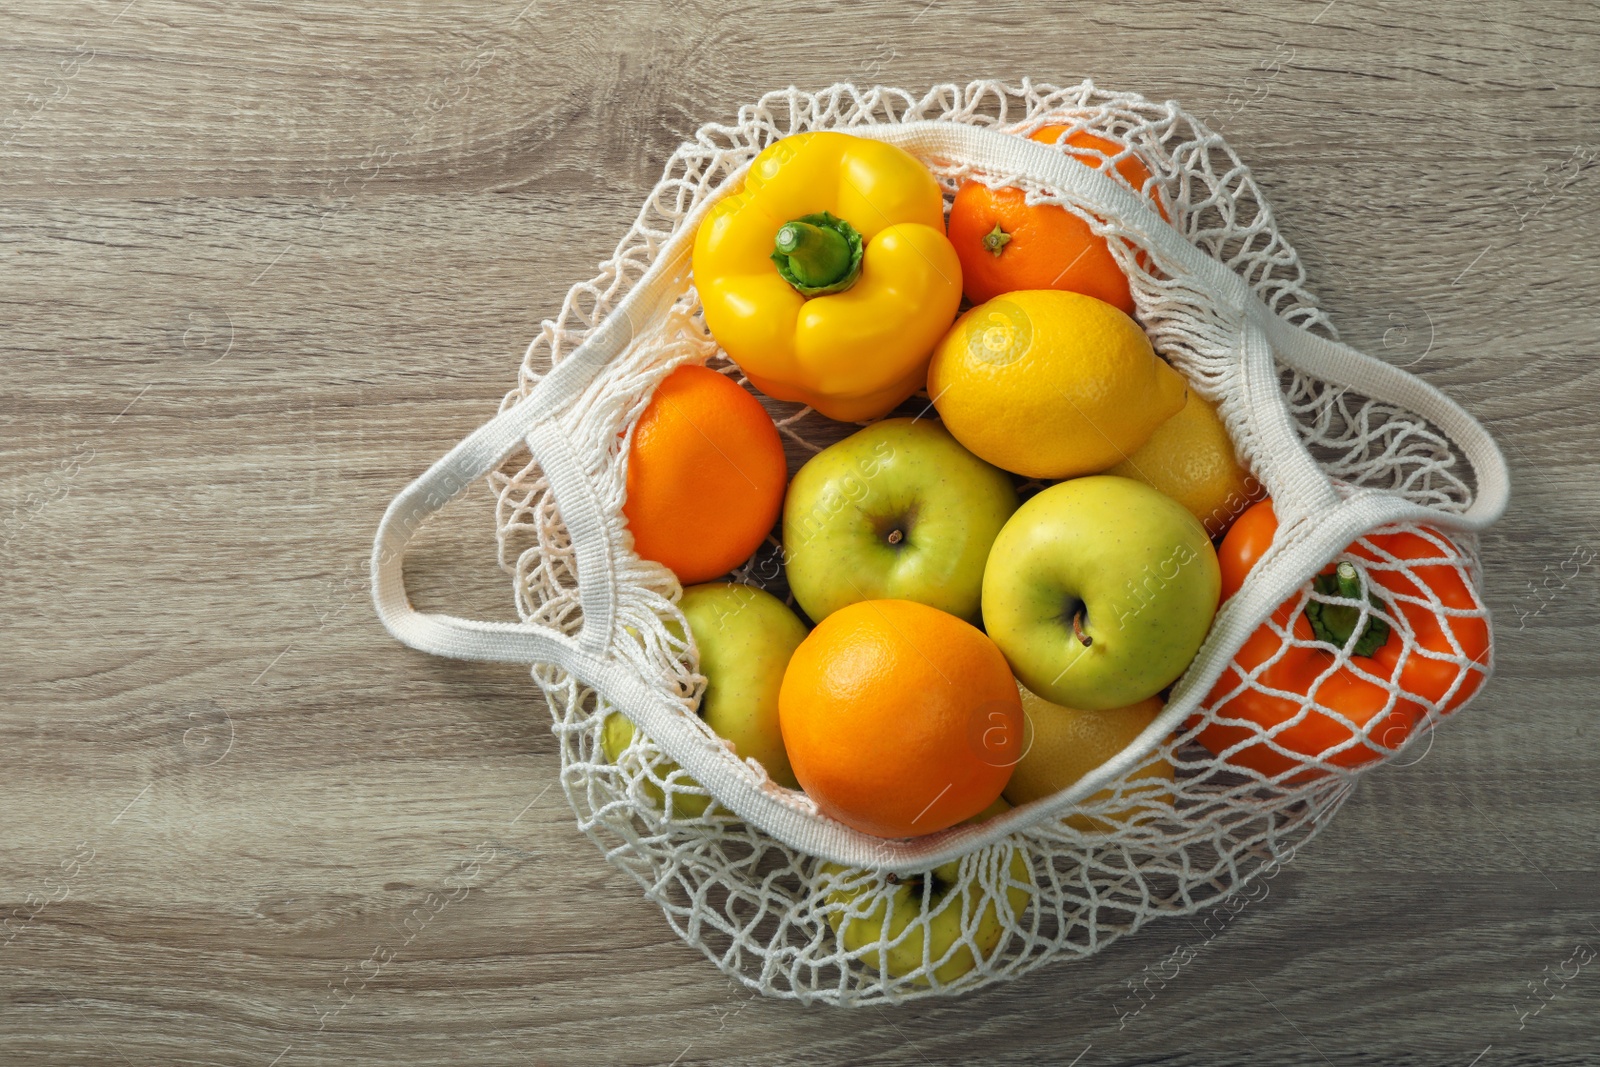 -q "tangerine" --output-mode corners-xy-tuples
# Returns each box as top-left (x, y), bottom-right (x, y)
(623, 364), (788, 584)
(946, 126), (1161, 313)
(778, 599), (1023, 838)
